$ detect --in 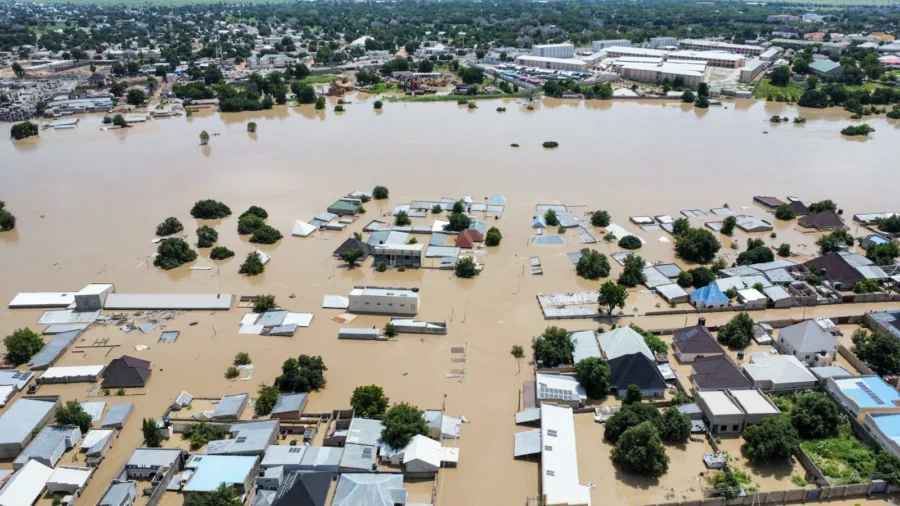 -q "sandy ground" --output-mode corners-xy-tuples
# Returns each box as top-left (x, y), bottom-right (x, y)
(1, 96), (900, 505)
